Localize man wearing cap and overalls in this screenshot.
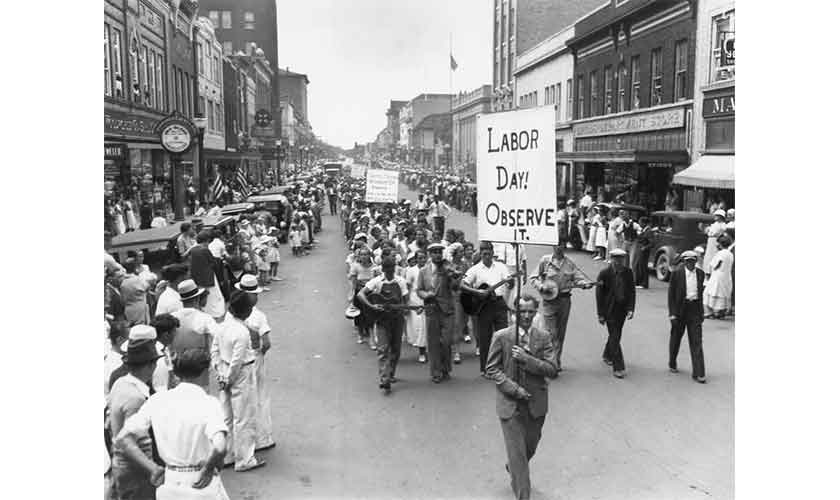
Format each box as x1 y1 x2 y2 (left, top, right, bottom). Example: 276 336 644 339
596 248 636 378
115 348 231 500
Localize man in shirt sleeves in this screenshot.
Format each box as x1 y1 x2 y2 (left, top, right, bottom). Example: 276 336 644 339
461 241 514 377
114 348 230 500
486 295 558 500
667 250 707 383
357 256 410 395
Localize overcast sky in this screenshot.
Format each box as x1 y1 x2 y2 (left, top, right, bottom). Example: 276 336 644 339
276 0 493 150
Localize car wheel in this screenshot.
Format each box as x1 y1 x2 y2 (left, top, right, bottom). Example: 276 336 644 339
655 252 671 282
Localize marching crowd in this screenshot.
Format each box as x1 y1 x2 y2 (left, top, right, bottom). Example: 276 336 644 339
102 177 331 499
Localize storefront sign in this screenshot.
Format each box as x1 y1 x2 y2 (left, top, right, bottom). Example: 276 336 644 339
105 110 159 139
573 107 685 138
364 168 399 203
476 106 557 245
703 93 735 118
104 143 127 160
155 112 196 154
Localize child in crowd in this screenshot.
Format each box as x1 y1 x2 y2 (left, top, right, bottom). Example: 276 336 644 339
266 228 281 281
290 223 303 257
255 247 272 288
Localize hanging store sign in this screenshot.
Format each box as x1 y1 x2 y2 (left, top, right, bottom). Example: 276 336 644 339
573 107 685 138
105 110 159 139
104 143 127 160
476 106 557 245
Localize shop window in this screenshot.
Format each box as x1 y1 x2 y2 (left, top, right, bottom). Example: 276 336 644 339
221 11 232 29
104 25 112 97
244 11 256 30
650 48 663 106
674 39 689 101
604 65 613 114
576 75 584 118
589 70 598 117
143 46 152 107
617 63 627 112
566 79 573 119
705 118 734 150
209 11 219 28
223 41 233 56
216 103 222 132
711 10 735 83
129 33 141 104
630 56 640 109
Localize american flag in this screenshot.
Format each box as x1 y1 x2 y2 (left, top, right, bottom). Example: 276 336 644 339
211 173 224 201
235 168 252 196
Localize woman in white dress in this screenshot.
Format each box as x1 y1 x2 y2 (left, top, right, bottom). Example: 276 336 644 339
703 234 734 319
607 209 626 256
584 206 597 253
703 210 727 274
124 199 138 231
404 250 428 363
113 200 127 235
593 207 608 260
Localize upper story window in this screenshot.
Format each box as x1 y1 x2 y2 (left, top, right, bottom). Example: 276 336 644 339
244 11 256 30
589 70 598 117
674 39 689 100
223 41 233 55
604 65 613 114
630 55 641 109
566 79 573 119
197 43 204 76
711 10 735 83
221 11 232 29
209 11 219 28
617 63 627 112
155 53 163 110
576 75 584 118
650 48 663 106
104 25 112 97
214 55 221 83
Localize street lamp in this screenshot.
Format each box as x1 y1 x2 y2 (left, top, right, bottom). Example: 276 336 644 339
193 115 208 204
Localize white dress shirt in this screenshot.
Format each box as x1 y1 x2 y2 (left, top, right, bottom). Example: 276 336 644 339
119 382 228 467
245 307 271 351
464 261 511 298
685 267 699 300
211 313 255 382
155 287 183 316
208 238 227 259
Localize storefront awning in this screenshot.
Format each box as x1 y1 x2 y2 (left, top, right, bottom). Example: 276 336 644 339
672 154 735 189
555 150 688 164
203 150 262 162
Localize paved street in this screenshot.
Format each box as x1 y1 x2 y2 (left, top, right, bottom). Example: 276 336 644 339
221 184 734 500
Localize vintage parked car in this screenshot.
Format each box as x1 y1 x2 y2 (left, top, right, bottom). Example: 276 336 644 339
647 210 716 281
220 202 256 219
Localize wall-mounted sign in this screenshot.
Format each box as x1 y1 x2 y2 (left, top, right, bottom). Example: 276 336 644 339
105 110 159 139
255 109 272 127
104 143 127 160
154 112 196 154
573 107 685 138
703 93 735 118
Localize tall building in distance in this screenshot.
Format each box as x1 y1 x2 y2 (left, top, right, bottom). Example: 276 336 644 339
276 68 310 126
198 0 278 67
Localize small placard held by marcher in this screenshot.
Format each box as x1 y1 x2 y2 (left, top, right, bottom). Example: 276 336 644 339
364 168 399 203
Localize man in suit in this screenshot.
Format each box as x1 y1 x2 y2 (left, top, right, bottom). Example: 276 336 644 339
190 229 226 320
486 294 558 500
667 250 706 383
596 248 636 378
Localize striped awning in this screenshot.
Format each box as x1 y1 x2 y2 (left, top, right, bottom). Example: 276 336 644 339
673 154 735 189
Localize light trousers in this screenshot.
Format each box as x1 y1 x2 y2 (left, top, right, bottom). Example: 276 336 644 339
219 363 257 468
254 353 274 449
157 469 230 500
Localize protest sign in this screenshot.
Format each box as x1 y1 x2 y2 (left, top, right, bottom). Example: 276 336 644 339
364 168 399 203
476 106 557 244
351 164 367 179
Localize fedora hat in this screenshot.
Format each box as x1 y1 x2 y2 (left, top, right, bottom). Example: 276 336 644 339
178 279 207 301
123 339 162 365
235 274 263 293
345 304 361 319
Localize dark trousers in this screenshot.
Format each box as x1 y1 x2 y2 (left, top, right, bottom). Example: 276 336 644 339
635 249 650 288
602 311 626 372
477 298 509 372
500 406 546 500
328 195 337 215
432 215 445 235
542 297 571 368
425 308 453 378
669 301 705 378
376 314 404 385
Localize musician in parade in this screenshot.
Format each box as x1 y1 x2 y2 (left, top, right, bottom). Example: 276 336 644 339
415 242 459 383
356 256 412 395
461 241 517 378
528 242 594 371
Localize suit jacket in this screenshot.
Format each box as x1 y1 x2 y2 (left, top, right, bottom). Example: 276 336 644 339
596 265 636 318
486 325 557 420
189 245 217 288
667 264 705 319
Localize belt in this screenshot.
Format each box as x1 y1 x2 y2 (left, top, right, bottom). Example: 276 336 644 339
556 292 571 298
685 298 700 303
166 464 203 472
